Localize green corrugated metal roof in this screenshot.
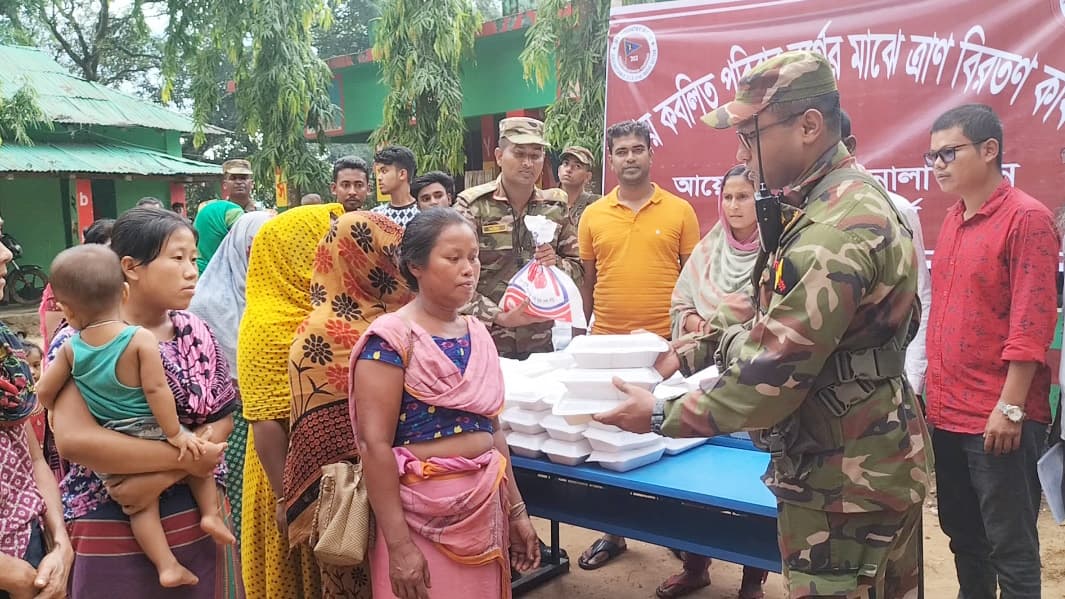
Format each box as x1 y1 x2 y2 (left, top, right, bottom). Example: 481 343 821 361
0 45 224 134
0 142 222 177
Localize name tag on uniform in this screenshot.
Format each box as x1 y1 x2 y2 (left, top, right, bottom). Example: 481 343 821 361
482 223 511 234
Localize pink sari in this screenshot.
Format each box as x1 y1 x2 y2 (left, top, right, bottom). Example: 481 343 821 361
349 313 510 599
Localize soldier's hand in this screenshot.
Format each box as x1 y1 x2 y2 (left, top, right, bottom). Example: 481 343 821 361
656 338 681 375
594 378 655 433
495 299 553 328
983 409 1022 455
533 243 558 268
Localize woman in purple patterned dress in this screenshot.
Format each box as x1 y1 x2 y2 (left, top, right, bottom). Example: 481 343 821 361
50 208 243 598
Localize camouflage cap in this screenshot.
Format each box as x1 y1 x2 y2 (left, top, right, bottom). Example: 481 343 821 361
222 158 253 176
499 117 549 147
560 145 595 167
701 50 837 129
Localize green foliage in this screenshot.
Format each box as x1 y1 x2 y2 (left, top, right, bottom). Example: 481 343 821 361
163 0 337 197
370 0 482 174
520 0 609 159
9 0 163 91
0 83 49 146
314 0 379 59
0 0 39 45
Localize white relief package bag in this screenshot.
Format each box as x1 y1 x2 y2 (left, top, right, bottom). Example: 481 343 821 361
500 215 587 328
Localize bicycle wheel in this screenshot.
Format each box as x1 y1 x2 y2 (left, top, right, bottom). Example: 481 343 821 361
10 266 47 305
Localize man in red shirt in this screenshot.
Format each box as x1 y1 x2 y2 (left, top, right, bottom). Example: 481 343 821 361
925 103 1058 599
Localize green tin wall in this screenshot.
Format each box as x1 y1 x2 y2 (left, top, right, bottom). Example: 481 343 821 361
460 29 556 117
38 125 179 154
0 178 67 271
116 179 171 213
333 29 557 138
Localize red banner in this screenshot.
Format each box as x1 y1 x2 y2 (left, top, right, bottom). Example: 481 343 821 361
169 182 187 217
74 179 94 242
605 0 1065 249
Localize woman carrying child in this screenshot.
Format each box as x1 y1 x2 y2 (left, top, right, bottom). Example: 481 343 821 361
37 244 235 588
49 207 243 598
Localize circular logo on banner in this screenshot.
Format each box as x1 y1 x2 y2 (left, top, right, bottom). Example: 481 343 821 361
610 24 659 83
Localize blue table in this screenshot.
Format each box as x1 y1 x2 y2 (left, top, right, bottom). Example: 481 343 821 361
511 441 782 574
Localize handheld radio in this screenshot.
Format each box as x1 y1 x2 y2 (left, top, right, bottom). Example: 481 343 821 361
752 114 785 255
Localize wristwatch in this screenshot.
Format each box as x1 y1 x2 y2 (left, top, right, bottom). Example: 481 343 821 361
996 401 1025 423
651 397 667 434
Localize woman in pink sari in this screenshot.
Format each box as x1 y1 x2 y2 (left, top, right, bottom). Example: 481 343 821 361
350 207 540 599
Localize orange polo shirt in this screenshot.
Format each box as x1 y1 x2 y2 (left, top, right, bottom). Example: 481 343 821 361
578 184 699 337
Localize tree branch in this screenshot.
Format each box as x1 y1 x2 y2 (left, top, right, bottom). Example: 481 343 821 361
58 0 92 63
37 3 89 75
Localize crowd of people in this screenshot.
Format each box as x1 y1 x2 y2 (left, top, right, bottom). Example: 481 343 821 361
0 47 1060 599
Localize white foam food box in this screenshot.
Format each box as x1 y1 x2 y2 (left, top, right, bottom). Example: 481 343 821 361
582 427 662 453
540 414 589 442
565 333 670 369
504 374 553 412
586 421 621 433
662 437 708 455
542 438 593 466
590 440 667 472
500 407 547 435
654 364 721 399
525 351 576 371
556 367 662 400
506 431 550 458
551 395 620 425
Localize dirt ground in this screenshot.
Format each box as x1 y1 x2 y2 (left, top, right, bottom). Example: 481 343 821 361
525 500 1065 598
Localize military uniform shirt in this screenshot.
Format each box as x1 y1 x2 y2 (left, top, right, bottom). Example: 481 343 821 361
568 190 601 230
662 143 932 514
455 177 582 358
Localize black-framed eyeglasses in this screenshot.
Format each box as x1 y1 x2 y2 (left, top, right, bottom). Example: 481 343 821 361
922 139 990 167
736 113 802 150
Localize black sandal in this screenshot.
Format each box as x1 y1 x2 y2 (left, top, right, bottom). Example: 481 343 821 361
577 537 627 570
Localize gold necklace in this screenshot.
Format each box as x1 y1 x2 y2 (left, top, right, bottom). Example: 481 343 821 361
82 319 124 330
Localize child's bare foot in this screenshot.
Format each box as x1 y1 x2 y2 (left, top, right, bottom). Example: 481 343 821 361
201 514 236 545
158 562 199 587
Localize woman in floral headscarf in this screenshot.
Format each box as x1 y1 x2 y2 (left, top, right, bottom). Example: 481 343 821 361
284 211 412 597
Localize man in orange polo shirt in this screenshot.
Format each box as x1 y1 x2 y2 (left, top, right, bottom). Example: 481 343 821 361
577 120 699 337
576 119 699 569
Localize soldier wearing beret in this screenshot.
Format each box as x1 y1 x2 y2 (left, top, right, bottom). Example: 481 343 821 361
599 51 932 598
454 117 583 358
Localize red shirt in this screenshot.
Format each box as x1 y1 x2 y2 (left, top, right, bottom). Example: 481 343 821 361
925 179 1059 433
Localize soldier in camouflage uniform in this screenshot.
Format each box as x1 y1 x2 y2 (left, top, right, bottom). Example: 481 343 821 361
598 51 932 598
557 145 601 229
454 117 582 358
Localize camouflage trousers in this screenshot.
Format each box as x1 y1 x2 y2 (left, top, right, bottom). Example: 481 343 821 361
778 502 921 598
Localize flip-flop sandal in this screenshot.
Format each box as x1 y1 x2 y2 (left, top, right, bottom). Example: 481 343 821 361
655 572 711 598
577 538 627 570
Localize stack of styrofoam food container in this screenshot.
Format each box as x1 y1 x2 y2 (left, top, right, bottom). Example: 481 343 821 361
503 371 554 458
540 414 593 465
549 333 669 472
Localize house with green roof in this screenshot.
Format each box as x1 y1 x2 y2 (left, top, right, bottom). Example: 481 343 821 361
0 44 224 280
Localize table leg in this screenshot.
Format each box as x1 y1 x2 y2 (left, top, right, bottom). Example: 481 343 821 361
551 520 561 565
511 519 571 596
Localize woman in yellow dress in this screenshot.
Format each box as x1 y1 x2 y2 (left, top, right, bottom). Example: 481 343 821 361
238 203 344 598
